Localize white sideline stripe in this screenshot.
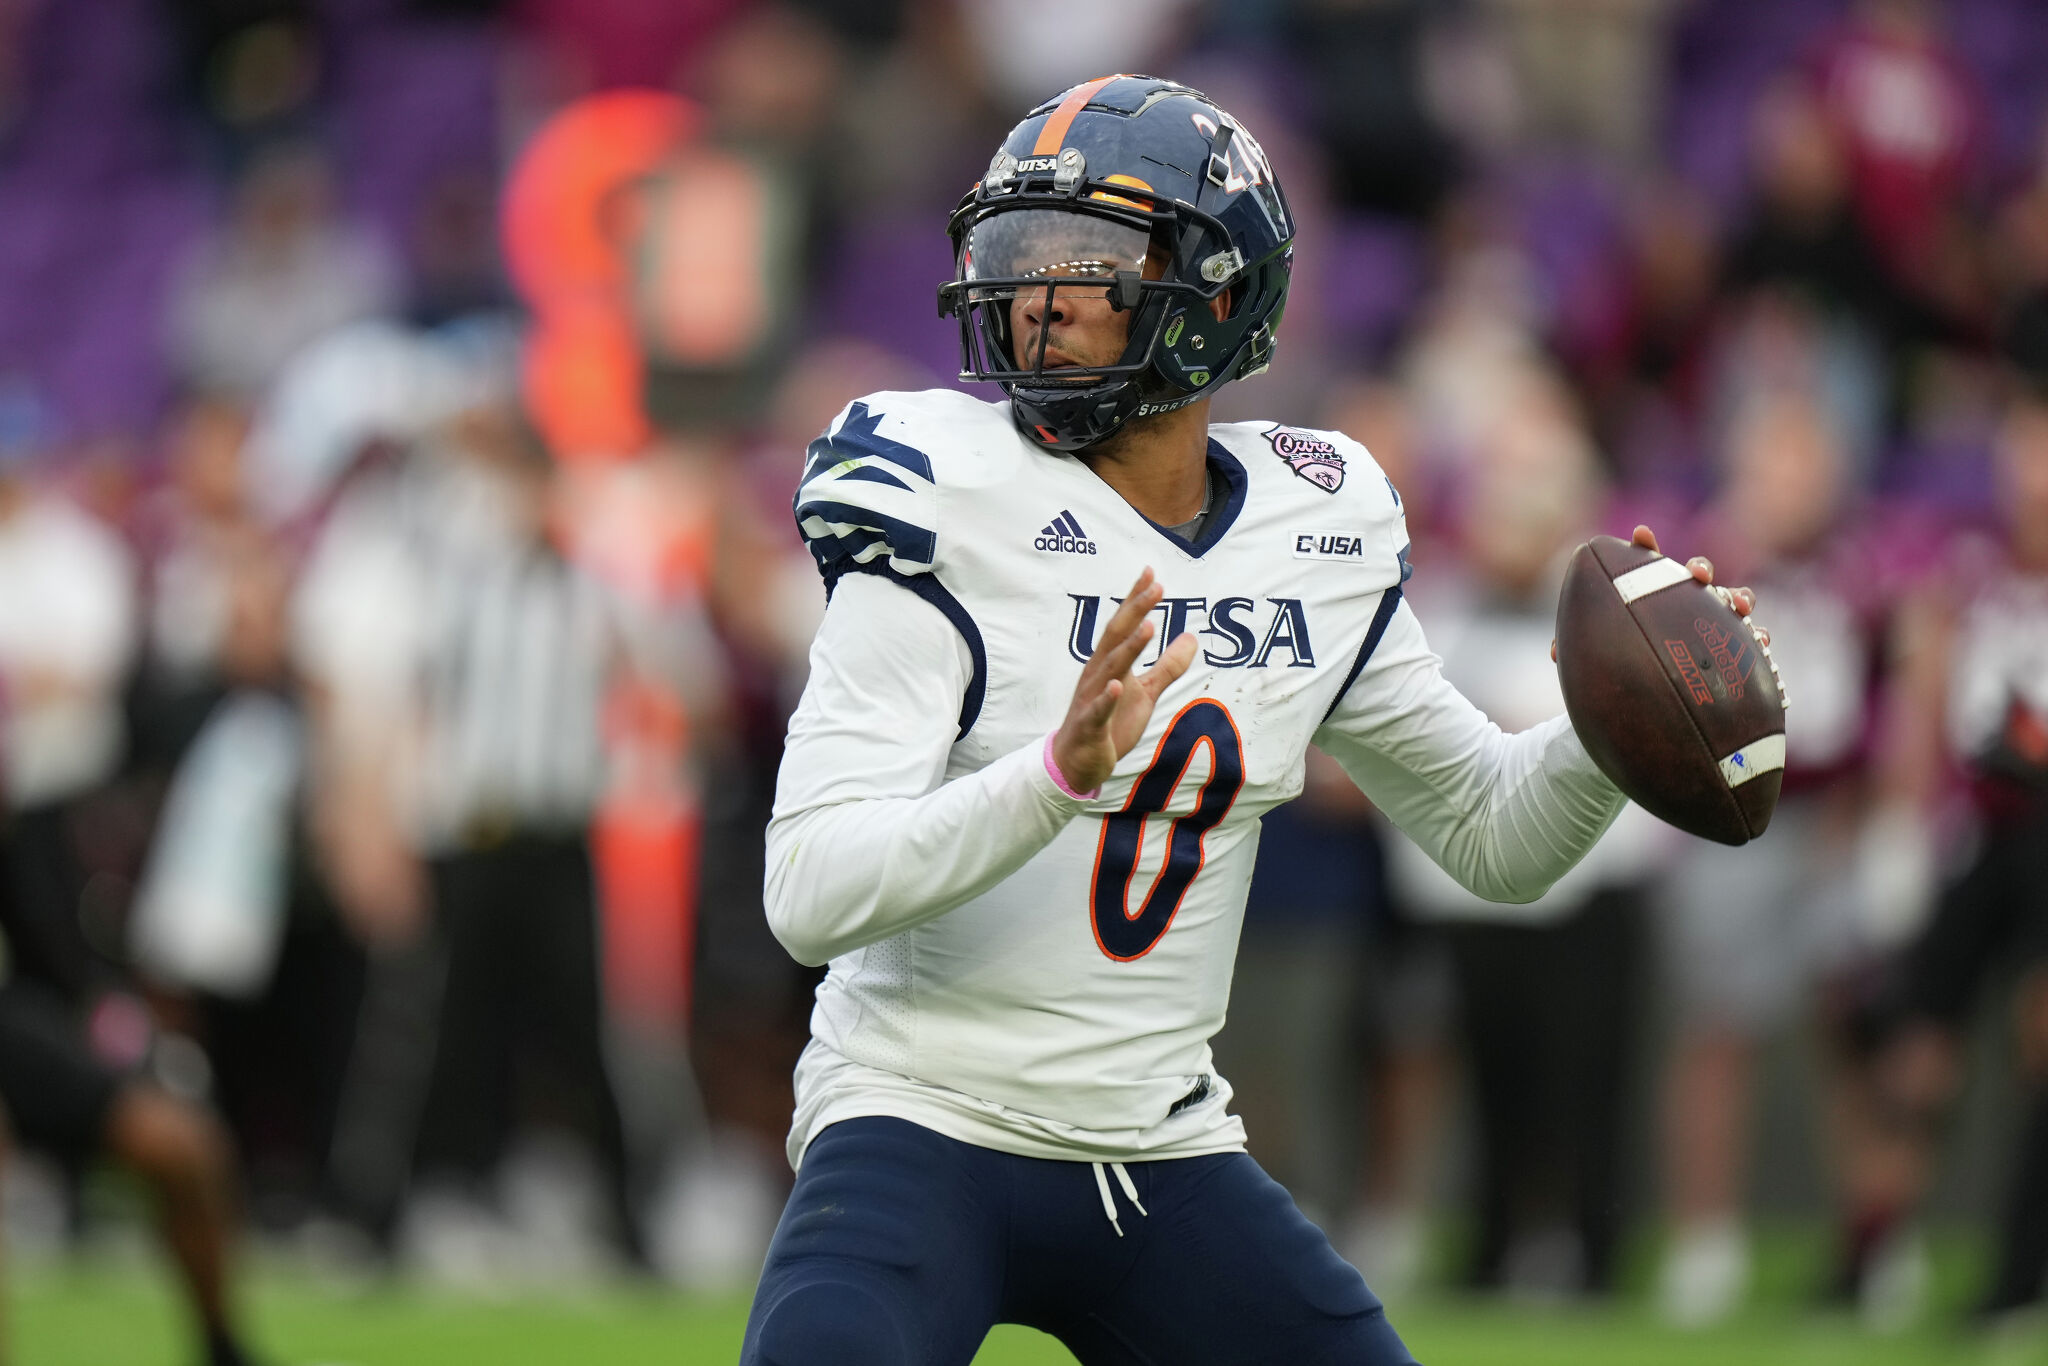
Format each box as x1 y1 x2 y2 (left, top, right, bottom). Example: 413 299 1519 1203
1718 734 1786 789
1611 556 1694 604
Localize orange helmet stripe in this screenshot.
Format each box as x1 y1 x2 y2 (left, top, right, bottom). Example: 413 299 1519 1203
1089 173 1154 210
1032 74 1121 156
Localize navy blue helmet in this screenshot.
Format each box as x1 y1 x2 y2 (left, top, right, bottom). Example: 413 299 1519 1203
939 75 1295 453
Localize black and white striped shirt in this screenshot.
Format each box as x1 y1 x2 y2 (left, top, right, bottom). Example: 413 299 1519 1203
294 454 678 855
417 540 617 846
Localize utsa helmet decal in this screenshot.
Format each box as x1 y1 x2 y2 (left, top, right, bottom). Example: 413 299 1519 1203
938 75 1295 453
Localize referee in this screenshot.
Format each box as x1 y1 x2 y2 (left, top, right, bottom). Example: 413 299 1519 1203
402 408 648 1266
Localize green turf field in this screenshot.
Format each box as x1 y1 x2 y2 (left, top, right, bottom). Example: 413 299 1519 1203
15 1229 2048 1365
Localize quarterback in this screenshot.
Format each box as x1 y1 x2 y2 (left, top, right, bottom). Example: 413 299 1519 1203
747 75 1746 1364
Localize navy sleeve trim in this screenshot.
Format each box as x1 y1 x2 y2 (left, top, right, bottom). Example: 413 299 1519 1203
796 498 940 575
793 399 942 582
834 464 913 492
1320 586 1403 724
833 562 988 742
801 401 935 482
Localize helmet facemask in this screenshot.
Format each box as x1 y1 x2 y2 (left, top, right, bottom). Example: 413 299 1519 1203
942 204 1232 451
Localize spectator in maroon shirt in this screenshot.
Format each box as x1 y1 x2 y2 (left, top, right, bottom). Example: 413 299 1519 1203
1806 0 1989 303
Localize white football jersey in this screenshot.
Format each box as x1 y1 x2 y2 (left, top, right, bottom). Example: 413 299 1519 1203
769 389 1624 1167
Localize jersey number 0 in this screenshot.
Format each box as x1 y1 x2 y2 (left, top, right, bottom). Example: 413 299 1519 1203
1090 699 1246 961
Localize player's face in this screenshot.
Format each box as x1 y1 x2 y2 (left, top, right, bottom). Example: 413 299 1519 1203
963 209 1156 378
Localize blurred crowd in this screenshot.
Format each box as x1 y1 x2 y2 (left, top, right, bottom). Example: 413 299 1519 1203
0 0 2047 1350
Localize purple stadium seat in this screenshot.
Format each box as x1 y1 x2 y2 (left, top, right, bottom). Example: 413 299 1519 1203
329 23 499 258
816 215 967 390
1320 214 1425 362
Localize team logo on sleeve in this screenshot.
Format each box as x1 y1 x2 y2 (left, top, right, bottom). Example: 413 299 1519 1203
1035 510 1097 555
1266 426 1346 493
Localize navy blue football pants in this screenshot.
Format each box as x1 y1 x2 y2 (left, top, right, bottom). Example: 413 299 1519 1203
741 1117 1421 1365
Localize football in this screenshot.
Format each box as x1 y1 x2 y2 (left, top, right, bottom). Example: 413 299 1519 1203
1555 534 1787 846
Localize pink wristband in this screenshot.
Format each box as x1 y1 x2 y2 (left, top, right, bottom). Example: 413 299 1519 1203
1043 732 1100 800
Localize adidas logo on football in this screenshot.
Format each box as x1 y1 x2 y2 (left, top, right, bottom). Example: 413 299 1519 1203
1034 510 1097 555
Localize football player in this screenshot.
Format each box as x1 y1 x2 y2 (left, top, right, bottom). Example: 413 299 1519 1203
748 75 1754 1364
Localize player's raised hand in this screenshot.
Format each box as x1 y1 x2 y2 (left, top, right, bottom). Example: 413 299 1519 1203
1052 567 1200 794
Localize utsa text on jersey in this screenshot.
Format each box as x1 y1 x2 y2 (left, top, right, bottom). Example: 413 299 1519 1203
1066 592 1315 669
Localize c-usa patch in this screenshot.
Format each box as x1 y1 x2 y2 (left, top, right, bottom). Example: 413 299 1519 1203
1292 531 1366 561
1266 426 1345 493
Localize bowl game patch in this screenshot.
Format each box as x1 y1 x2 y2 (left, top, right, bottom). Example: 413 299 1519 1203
1266 426 1345 492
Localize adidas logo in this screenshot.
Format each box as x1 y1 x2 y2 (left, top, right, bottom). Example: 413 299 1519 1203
1034 510 1097 555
